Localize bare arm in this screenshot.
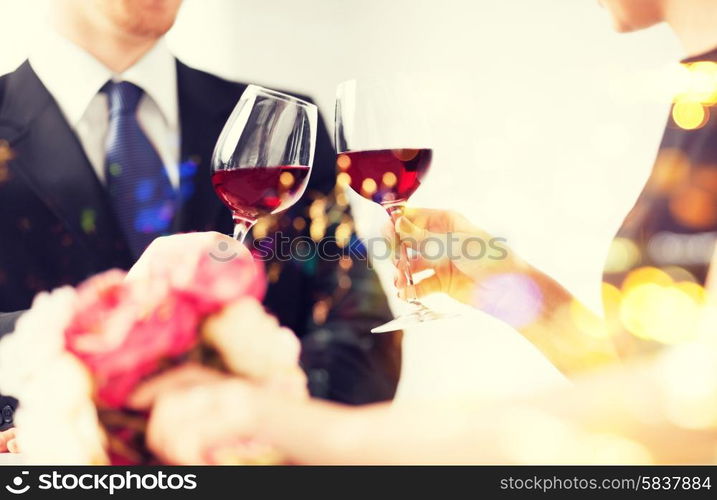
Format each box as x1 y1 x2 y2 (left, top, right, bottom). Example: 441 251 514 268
508 264 619 374
145 341 716 464
254 349 714 464
392 209 619 375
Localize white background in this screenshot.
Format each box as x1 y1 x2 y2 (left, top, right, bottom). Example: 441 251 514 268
0 0 682 401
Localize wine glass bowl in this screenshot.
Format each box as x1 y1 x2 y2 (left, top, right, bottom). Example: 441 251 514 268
336 148 432 207
211 85 317 242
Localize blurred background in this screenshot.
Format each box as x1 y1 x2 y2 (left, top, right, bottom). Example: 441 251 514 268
0 0 683 400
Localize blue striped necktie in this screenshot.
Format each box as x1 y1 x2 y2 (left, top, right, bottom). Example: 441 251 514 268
103 81 176 258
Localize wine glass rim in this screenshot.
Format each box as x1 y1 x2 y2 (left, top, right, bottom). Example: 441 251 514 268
246 84 315 108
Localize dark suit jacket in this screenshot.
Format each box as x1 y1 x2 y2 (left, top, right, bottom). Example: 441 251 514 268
0 60 400 421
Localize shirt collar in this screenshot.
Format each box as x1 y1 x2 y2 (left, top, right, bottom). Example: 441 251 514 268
29 31 177 129
29 30 111 127
121 39 178 129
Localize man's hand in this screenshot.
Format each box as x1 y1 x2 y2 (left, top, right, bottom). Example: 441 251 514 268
127 231 250 283
0 428 18 453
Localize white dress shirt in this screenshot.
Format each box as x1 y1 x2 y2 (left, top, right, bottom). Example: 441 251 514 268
29 31 181 188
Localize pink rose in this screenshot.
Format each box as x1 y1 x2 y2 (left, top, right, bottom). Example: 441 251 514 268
64 232 267 408
65 271 200 408
185 246 266 315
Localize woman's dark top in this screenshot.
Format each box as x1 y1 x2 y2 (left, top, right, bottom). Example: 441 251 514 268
602 47 717 352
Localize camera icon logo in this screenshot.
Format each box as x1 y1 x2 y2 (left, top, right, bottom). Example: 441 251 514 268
5 471 30 495
209 240 239 262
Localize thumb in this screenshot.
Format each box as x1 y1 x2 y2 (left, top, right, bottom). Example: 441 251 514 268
395 216 431 243
395 216 448 260
7 438 19 453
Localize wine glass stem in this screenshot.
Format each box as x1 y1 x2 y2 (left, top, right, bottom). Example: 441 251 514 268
232 216 256 244
386 205 419 304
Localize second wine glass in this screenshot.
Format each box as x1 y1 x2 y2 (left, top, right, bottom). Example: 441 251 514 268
335 78 451 333
211 85 318 243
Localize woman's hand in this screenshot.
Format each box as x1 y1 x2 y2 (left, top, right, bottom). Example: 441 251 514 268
131 366 270 465
0 428 18 453
131 364 303 465
388 208 524 304
388 208 620 373
145 378 271 465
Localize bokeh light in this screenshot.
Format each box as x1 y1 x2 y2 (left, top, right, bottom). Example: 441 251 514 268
473 273 543 329
618 267 704 344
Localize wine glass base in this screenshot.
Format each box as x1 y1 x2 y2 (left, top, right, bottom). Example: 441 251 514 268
371 302 457 334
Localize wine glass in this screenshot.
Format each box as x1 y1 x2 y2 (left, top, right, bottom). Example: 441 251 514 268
335 78 451 333
211 85 318 243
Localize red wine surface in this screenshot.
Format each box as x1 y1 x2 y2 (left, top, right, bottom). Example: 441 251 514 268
337 148 432 205
212 165 310 220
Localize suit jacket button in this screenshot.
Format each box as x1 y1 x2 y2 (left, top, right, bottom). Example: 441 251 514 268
1 405 13 424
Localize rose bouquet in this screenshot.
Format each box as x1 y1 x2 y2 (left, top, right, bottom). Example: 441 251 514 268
0 233 305 464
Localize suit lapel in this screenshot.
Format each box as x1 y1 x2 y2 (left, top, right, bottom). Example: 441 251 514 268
0 62 132 270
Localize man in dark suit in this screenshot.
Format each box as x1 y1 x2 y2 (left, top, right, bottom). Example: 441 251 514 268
0 0 400 439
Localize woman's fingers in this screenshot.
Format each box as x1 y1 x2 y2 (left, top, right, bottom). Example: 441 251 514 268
128 364 226 410
397 274 444 300
395 218 452 264
407 254 436 273
395 216 431 247
401 207 477 234
394 268 406 289
394 217 460 275
7 438 19 453
400 207 448 230
393 257 438 290
0 428 15 453
146 380 262 465
395 266 475 303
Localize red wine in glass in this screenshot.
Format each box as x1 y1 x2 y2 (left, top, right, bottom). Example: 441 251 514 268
212 165 311 221
337 148 431 206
